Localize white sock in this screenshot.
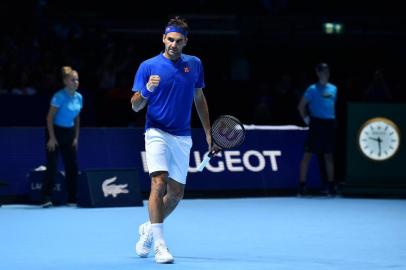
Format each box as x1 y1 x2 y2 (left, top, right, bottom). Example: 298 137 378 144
151 223 166 247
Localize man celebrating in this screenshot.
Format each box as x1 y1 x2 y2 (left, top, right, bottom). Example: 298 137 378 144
130 16 211 263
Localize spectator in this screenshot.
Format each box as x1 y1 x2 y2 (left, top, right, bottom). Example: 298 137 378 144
0 72 9 95
271 74 302 125
253 81 273 124
10 67 37 95
363 68 392 102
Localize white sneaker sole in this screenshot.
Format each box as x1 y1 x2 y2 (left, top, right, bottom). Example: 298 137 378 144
135 247 149 258
155 257 174 264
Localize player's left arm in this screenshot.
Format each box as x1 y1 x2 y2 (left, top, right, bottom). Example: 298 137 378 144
194 88 211 147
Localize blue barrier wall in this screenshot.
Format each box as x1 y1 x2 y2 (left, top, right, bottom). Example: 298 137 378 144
0 127 321 197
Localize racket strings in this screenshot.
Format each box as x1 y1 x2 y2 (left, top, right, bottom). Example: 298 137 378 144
212 116 245 149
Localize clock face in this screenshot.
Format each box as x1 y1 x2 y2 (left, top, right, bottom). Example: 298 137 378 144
358 117 400 161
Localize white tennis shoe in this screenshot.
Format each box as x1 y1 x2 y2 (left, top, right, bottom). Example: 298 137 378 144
135 222 153 257
154 243 174 264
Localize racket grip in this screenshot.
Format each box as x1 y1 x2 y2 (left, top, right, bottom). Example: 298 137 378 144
197 154 211 172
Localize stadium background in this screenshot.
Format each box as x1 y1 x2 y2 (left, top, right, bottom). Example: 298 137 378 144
1 0 405 199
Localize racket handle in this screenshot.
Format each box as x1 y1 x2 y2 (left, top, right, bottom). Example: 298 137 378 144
197 154 211 172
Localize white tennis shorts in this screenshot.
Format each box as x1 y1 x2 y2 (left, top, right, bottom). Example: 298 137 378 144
145 128 193 184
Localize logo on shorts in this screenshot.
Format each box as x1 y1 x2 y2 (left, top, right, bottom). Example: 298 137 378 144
102 176 129 198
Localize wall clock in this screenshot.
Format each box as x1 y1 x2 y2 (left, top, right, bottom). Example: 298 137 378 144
358 117 400 161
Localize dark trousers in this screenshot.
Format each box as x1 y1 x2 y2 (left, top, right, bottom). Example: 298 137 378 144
42 125 78 202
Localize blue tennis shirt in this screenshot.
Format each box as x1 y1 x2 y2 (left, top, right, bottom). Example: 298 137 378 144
132 53 205 136
51 89 83 127
304 82 337 119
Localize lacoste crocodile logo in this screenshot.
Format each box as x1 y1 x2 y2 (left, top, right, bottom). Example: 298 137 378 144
102 176 129 198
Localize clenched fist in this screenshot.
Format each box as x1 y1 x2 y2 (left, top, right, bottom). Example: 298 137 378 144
146 75 160 92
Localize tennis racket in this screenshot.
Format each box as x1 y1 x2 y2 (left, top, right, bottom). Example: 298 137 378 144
197 115 246 171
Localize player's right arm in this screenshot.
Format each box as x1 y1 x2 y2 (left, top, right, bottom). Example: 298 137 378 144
130 92 147 112
131 75 160 112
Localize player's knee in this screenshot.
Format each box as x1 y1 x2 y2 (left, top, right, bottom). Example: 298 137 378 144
151 177 167 197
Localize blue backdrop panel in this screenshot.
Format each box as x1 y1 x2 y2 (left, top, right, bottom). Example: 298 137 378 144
0 128 143 196
0 128 47 196
78 169 143 207
0 127 321 198
185 128 320 191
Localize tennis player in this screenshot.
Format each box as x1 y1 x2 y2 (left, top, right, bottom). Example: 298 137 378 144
130 16 211 263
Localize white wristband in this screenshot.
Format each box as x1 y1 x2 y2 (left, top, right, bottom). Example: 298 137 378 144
146 83 153 92
140 87 152 99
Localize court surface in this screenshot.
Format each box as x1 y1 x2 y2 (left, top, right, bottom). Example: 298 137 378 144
1 197 405 270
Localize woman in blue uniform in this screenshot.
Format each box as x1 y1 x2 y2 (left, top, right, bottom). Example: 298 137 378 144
41 66 83 207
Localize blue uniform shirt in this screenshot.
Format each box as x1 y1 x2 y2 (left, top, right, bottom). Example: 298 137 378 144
132 53 205 136
51 89 83 127
304 83 337 119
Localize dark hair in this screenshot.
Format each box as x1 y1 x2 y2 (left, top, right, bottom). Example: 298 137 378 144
167 16 189 33
316 63 329 71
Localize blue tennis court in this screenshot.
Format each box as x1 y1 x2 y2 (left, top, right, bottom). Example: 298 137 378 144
1 197 405 270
